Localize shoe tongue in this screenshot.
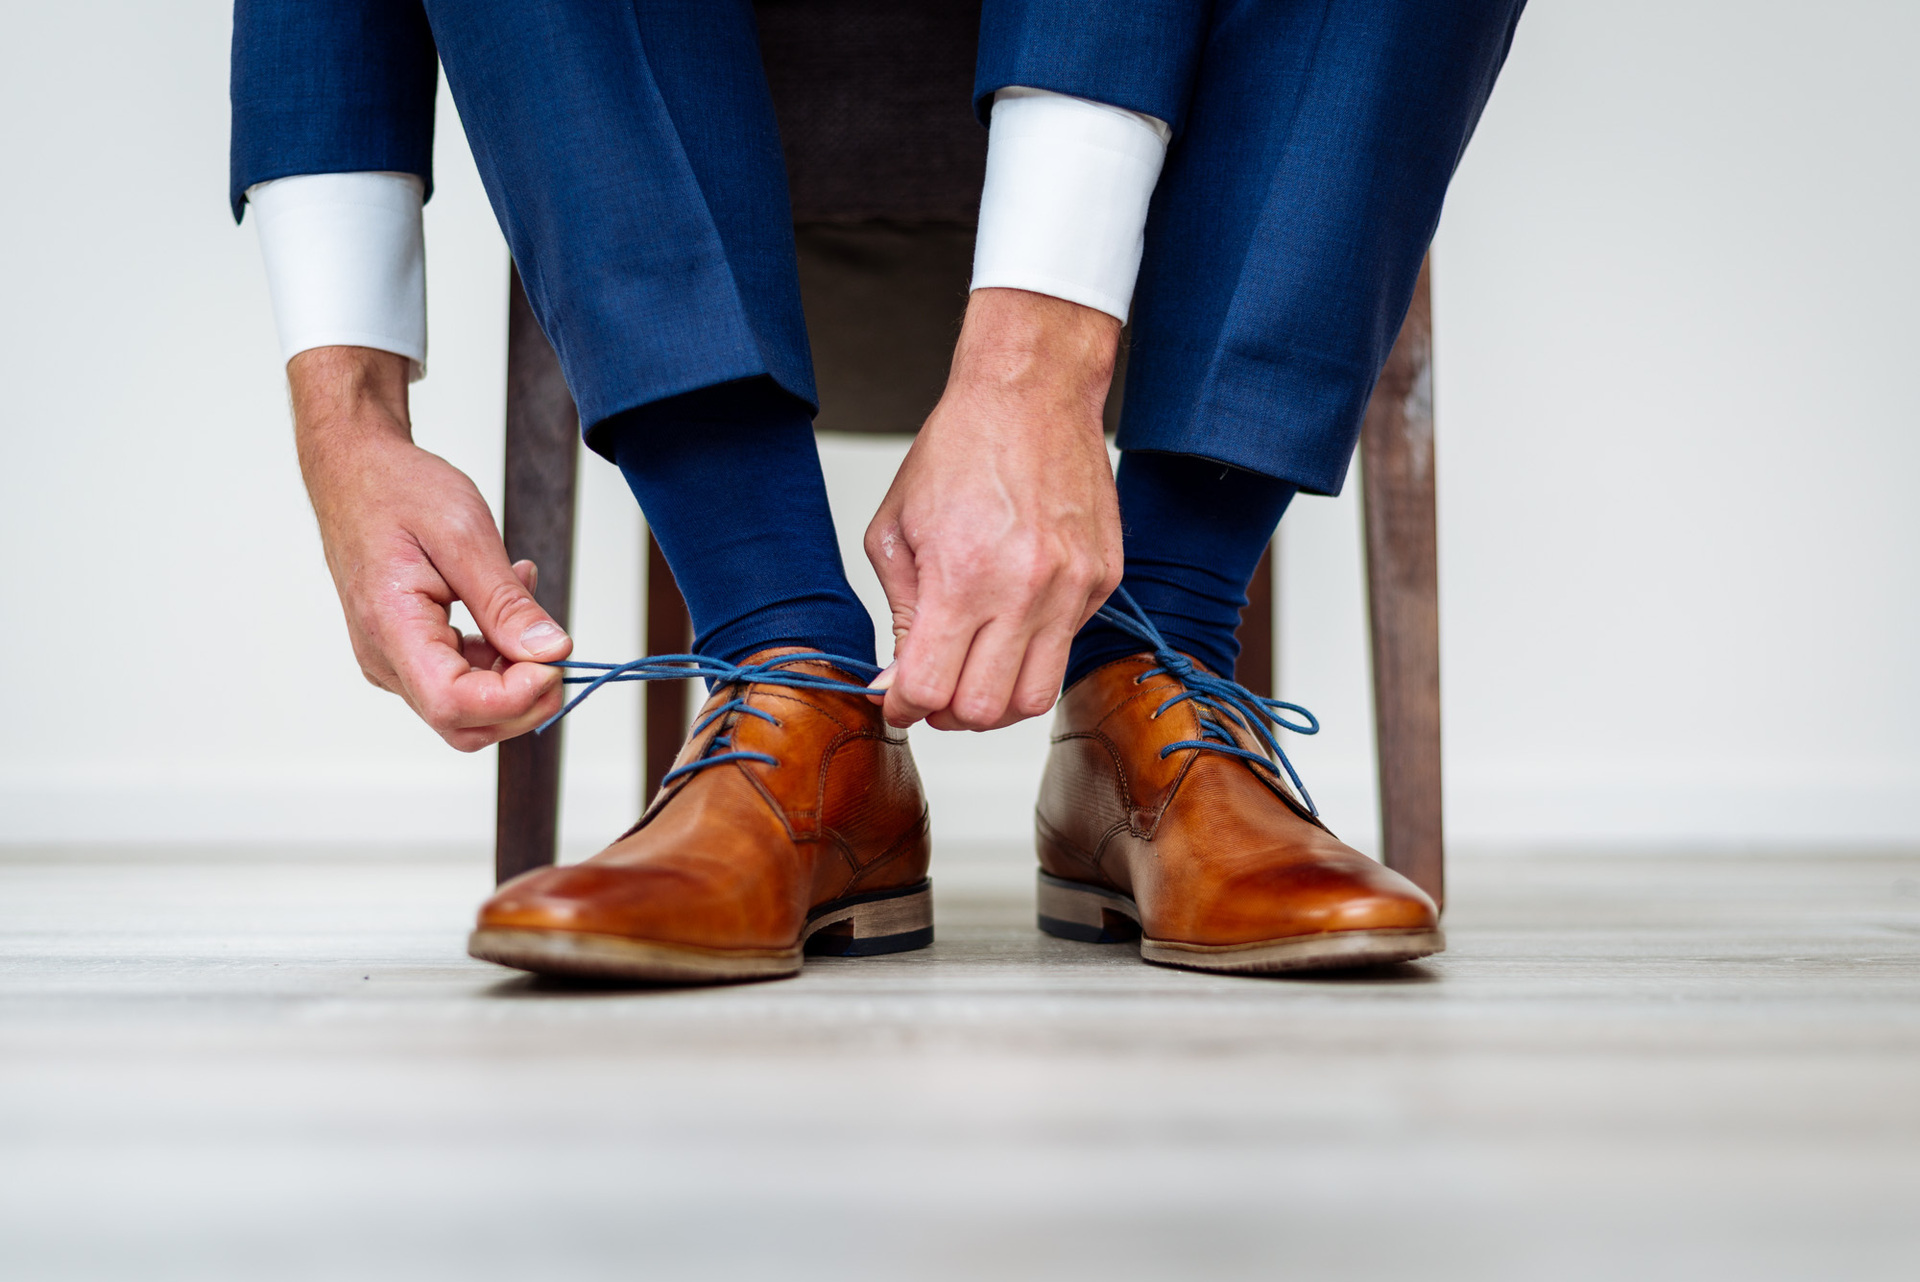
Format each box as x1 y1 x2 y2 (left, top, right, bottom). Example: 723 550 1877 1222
740 645 832 665
735 646 875 689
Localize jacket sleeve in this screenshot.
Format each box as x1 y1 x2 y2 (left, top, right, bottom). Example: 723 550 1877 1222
974 0 1212 137
229 0 439 222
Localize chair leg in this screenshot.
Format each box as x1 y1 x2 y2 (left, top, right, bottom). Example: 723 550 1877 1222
642 532 693 803
494 265 580 886
1360 255 1445 908
1235 543 1276 700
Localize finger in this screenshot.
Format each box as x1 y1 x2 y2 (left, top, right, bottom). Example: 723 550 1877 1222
939 616 1033 731
865 663 895 706
376 590 564 739
435 534 570 664
511 559 539 595
460 632 506 673
1004 621 1076 723
421 659 566 744
884 590 981 728
346 631 406 697
438 678 568 752
863 514 919 666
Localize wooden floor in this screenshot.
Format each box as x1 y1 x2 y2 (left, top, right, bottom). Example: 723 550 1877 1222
2 845 1917 1281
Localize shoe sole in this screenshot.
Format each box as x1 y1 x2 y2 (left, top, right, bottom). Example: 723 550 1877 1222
1035 871 1443 974
467 879 934 984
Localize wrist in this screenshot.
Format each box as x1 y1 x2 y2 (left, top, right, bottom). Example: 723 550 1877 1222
288 346 415 476
289 346 413 440
950 288 1121 426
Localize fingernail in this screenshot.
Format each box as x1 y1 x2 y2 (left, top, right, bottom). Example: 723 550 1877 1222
868 664 896 691
521 621 566 653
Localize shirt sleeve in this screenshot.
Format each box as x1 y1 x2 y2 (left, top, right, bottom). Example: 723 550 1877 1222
969 86 1171 324
245 171 429 381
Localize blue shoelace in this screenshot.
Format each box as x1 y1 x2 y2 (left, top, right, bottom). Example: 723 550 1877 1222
535 588 1318 806
538 651 882 787
1091 587 1322 815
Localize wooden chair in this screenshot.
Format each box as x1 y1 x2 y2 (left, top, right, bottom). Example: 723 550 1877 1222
492 1 1446 907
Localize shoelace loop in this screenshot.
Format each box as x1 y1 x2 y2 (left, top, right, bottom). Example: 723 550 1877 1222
535 590 1318 808
1092 587 1322 815
538 651 881 787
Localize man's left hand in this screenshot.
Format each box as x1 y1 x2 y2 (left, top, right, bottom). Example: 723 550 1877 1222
864 288 1125 731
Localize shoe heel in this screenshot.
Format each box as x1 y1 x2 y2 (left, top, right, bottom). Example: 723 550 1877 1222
1036 872 1141 944
803 880 934 957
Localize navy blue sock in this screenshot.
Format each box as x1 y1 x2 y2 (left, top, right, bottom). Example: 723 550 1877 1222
598 380 876 668
1066 451 1297 689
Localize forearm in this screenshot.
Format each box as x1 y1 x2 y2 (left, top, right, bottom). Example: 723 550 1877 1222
287 346 414 513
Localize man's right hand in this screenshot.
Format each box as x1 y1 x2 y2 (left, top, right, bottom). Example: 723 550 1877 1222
289 346 572 751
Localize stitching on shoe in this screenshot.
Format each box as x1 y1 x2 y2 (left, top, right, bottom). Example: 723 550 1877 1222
846 806 931 891
1035 811 1106 881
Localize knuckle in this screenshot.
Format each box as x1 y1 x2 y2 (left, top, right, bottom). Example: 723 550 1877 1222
418 695 462 733
954 695 1001 726
897 679 944 712
1003 542 1047 578
477 577 534 628
1016 691 1057 719
436 504 491 545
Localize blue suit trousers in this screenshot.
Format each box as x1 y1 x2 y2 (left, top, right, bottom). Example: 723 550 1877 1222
232 0 1523 492
976 0 1525 492
232 0 813 436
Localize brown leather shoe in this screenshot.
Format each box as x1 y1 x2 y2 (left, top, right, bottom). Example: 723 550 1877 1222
469 650 932 983
1034 653 1442 973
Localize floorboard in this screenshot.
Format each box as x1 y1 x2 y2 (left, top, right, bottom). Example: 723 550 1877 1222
2 846 1917 1281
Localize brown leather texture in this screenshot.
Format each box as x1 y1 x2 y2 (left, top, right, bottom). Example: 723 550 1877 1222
479 651 930 952
1035 655 1438 946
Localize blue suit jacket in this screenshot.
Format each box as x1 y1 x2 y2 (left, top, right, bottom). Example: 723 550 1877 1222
232 0 1523 491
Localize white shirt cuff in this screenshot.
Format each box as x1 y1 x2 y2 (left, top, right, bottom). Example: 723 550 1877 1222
246 171 428 381
970 87 1171 324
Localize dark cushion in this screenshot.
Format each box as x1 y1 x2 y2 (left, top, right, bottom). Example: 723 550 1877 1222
757 2 987 431
755 0 985 224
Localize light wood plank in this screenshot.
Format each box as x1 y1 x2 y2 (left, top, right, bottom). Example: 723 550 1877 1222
0 846 1915 1280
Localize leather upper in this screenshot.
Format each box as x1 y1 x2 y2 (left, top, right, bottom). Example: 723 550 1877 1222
479 652 930 951
1035 654 1437 945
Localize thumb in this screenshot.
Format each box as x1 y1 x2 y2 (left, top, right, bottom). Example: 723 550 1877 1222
863 513 920 661
441 545 571 664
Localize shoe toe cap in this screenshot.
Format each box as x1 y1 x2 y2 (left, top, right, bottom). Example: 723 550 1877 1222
477 862 780 948
1159 850 1438 945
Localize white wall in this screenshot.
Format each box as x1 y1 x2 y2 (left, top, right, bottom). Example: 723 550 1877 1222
2 1 1915 852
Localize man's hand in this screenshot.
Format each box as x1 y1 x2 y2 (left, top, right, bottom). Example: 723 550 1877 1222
289 346 571 751
865 288 1124 731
